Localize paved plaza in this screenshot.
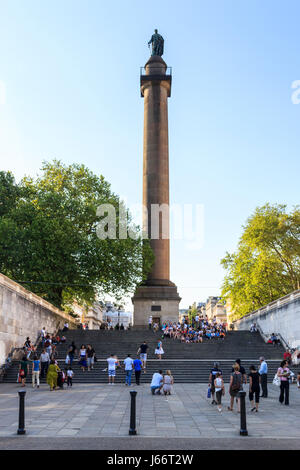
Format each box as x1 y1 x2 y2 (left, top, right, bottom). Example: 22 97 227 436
0 380 300 449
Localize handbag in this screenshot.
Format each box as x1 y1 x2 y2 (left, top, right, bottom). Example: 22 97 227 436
19 369 25 377
273 374 280 386
207 386 211 398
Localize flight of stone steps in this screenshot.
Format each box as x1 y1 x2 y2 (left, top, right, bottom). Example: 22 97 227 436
3 329 285 384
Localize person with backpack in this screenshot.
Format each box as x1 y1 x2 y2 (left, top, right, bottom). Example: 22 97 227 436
228 364 242 412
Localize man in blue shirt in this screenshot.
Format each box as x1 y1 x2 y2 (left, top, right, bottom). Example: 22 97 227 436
133 357 143 385
259 356 268 397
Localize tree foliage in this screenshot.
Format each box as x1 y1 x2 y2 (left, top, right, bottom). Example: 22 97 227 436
221 204 300 320
0 161 154 309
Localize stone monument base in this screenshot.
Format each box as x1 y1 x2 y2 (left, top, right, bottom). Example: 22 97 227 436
132 284 181 327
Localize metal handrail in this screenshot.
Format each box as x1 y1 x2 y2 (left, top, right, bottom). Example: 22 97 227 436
255 322 290 350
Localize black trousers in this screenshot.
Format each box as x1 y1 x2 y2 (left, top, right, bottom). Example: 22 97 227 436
249 388 260 403
40 361 49 378
135 370 141 385
260 374 268 397
279 381 289 405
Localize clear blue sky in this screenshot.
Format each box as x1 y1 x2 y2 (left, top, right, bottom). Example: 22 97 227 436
0 0 299 310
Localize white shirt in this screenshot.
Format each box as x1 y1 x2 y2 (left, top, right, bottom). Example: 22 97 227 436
151 373 163 387
107 357 118 370
40 352 49 362
124 357 134 371
215 377 223 392
67 370 73 377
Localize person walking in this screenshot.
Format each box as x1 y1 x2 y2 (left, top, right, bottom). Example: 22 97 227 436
209 362 223 405
87 344 95 371
46 360 59 391
259 356 268 398
32 354 40 389
148 316 153 330
138 341 149 372
19 356 29 387
106 354 119 385
124 354 134 386
214 372 225 412
41 327 46 346
163 370 174 396
234 359 247 386
248 365 260 412
67 367 74 387
44 335 52 357
228 364 242 412
155 340 164 360
68 342 77 366
40 349 50 379
277 360 290 405
78 344 87 372
133 356 143 385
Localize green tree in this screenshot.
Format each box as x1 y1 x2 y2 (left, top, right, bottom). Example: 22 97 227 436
188 302 198 323
0 161 154 308
221 204 300 320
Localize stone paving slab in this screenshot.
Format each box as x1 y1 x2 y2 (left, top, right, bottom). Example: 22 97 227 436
0 382 299 439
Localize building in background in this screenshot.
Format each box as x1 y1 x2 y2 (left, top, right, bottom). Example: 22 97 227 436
102 302 133 329
71 301 103 329
205 296 227 323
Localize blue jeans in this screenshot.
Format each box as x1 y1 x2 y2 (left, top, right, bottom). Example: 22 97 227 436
125 370 132 385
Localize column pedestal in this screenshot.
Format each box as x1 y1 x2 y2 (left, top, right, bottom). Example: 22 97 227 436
132 284 181 327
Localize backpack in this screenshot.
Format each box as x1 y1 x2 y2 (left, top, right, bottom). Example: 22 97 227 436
231 373 242 391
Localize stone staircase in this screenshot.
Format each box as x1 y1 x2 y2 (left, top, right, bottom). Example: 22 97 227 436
3 329 284 384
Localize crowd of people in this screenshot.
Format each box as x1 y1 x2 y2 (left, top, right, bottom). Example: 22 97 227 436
18 324 75 391
16 320 300 413
207 357 300 413
161 317 227 343
105 352 174 396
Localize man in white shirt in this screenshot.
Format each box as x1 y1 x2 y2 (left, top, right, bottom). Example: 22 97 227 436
107 354 119 385
40 349 50 378
148 316 153 330
150 370 163 395
123 354 134 386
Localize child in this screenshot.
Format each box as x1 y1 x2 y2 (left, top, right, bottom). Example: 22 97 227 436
67 367 74 387
214 372 225 412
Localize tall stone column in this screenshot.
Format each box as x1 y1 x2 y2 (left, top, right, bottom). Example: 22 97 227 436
132 55 181 327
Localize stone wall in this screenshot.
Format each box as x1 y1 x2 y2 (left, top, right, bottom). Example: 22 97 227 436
0 273 76 366
233 290 300 349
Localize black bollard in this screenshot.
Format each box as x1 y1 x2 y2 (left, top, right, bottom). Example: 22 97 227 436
129 390 137 435
238 391 248 436
17 390 26 435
